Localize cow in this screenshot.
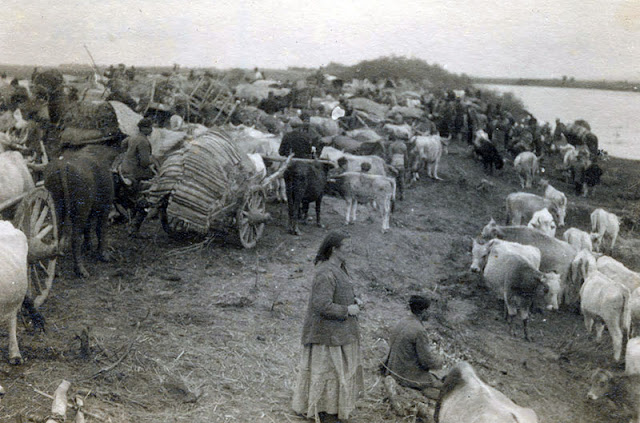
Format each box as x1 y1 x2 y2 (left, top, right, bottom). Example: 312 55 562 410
568 249 598 301
472 137 504 174
409 135 449 181
470 238 541 273
319 146 389 176
481 219 578 307
591 208 620 253
0 151 35 218
283 161 330 235
580 266 631 361
538 179 567 227
505 192 565 228
435 361 539 423
328 171 396 233
562 227 593 252
514 151 540 188
528 208 556 237
630 289 640 338
383 123 413 141
596 256 640 293
470 238 559 340
0 221 33 364
44 144 122 277
235 135 287 202
587 369 640 422
627 337 640 375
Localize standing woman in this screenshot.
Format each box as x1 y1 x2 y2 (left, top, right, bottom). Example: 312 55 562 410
292 231 364 423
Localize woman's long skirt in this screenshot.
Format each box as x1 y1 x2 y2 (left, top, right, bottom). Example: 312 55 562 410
292 341 364 420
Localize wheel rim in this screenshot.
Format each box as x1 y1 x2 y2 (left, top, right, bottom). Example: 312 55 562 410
13 187 58 308
237 189 266 248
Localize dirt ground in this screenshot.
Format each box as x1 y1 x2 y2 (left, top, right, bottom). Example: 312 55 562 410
1 140 640 423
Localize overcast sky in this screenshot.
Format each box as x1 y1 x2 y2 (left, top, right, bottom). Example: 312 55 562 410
2 0 639 80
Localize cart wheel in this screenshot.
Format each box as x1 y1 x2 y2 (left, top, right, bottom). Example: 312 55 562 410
236 189 266 248
13 187 58 308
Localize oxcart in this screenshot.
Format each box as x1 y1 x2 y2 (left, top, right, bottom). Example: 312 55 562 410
0 182 58 308
147 128 290 248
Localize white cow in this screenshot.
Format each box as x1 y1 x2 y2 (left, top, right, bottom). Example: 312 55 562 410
471 238 541 273
539 179 567 227
630 290 640 339
435 361 539 423
409 135 449 181
580 264 631 361
569 249 598 297
514 151 540 188
0 151 35 209
626 337 640 375
528 208 557 237
383 123 413 141
505 192 565 227
0 221 29 365
320 146 388 176
596 256 640 293
330 172 396 232
562 227 593 252
591 208 620 253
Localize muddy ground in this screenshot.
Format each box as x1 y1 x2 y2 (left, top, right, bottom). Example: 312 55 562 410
1 140 640 423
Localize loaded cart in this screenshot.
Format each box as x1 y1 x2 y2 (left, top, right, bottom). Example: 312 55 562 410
147 128 290 248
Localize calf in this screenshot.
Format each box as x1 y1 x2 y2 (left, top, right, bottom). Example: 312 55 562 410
283 161 330 235
562 227 593 252
591 208 620 253
435 361 539 423
528 208 556 238
514 151 540 188
539 178 567 226
587 369 640 423
473 138 504 174
506 192 563 227
580 268 631 361
409 135 449 181
329 171 396 233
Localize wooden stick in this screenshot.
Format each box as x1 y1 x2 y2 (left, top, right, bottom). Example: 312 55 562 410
46 380 70 423
32 387 106 422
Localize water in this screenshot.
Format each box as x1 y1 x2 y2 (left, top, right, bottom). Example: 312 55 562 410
477 84 640 160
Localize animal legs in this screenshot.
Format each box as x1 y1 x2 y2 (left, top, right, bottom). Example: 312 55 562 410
8 311 22 365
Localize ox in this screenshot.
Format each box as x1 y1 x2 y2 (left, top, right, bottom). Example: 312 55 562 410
44 144 121 277
588 368 640 423
0 152 35 218
506 192 564 227
528 208 556 238
591 208 620 253
470 238 559 340
539 179 567 227
283 161 331 235
473 137 504 174
481 219 578 307
235 134 287 202
383 123 413 141
329 171 396 233
514 151 540 188
319 146 389 176
626 337 640 375
562 227 593 252
580 263 631 361
435 361 539 423
409 135 449 181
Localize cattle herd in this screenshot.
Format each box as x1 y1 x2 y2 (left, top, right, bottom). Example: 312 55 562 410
0 66 635 421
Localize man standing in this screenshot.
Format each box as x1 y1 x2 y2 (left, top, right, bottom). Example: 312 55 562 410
279 114 320 159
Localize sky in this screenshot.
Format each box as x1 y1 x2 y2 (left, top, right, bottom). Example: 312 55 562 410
1 0 639 80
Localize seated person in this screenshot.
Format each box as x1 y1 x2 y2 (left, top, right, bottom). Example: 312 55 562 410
384 295 444 399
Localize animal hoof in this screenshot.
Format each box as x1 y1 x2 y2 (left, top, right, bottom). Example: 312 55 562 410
9 356 23 365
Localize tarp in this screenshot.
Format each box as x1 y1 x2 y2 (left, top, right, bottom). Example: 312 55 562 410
109 101 143 136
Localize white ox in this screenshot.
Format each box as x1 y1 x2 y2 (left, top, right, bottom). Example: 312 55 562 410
591 208 620 253
562 227 593 252
528 208 557 238
0 221 29 365
596 256 640 293
319 146 388 176
514 151 540 188
0 151 35 211
470 238 560 339
330 172 396 233
580 261 631 361
435 361 539 423
409 135 449 181
539 179 567 227
626 337 640 375
505 192 565 227
383 123 413 141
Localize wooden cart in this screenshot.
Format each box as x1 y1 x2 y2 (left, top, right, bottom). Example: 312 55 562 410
0 183 58 308
147 128 290 248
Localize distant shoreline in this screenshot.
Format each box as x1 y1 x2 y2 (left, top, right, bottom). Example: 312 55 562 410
473 78 640 93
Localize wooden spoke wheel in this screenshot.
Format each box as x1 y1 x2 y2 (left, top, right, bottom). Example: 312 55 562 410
236 188 267 249
13 187 58 308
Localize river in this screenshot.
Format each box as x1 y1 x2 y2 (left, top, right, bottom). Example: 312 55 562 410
477 84 640 160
